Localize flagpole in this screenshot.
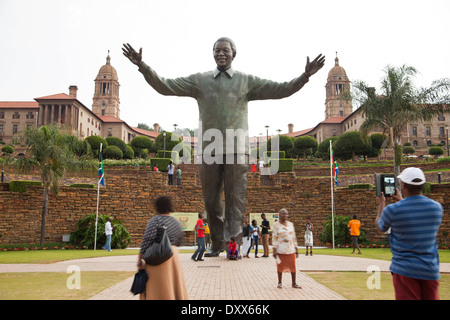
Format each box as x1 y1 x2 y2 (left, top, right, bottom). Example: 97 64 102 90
330 140 335 250
94 143 102 251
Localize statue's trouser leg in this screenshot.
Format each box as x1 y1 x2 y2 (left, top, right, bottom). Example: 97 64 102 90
223 154 248 245
200 161 225 252
200 154 248 252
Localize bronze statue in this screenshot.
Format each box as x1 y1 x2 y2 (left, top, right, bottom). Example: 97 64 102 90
123 38 325 256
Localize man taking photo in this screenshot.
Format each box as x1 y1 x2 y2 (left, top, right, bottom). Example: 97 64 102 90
376 167 443 300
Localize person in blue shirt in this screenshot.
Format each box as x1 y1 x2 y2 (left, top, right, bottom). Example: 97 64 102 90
376 167 443 300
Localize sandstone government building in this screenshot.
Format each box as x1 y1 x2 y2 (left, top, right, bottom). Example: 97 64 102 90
1 54 449 153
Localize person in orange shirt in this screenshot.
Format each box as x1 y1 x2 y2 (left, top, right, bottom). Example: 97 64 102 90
348 215 362 254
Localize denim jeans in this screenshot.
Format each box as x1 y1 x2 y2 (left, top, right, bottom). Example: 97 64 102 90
247 237 259 256
103 234 112 251
192 236 206 260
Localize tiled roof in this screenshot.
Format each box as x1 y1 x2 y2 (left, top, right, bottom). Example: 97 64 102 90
0 101 39 109
34 93 76 100
130 126 159 138
98 115 124 123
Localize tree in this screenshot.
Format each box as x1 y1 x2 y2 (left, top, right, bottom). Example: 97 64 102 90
266 135 294 157
106 137 127 155
370 133 386 162
315 136 338 160
429 146 444 158
352 65 450 187
155 132 183 154
293 136 317 159
16 124 95 245
85 135 108 157
333 131 366 162
130 135 153 158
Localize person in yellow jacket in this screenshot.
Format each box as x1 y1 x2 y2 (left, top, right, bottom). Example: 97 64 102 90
348 215 362 254
204 220 211 250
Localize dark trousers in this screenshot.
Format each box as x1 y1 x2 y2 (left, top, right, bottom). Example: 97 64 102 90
192 236 206 260
200 154 248 252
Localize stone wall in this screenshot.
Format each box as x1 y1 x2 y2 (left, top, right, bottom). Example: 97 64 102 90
0 166 448 247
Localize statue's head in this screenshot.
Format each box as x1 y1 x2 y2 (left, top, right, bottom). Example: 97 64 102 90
213 37 236 70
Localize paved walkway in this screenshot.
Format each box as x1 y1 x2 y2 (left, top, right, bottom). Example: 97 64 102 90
4 249 449 300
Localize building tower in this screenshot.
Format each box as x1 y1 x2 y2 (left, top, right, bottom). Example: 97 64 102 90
92 52 120 118
324 54 352 120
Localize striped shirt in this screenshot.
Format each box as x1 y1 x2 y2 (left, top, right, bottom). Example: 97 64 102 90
378 195 443 280
140 215 183 254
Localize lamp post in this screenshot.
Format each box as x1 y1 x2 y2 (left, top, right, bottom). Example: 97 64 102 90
173 123 178 133
163 131 166 158
265 125 269 144
446 124 449 157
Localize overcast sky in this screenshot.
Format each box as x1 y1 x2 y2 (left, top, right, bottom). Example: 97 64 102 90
1 0 449 137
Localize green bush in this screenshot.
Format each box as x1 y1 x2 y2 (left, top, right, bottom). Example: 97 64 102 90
1 145 14 154
68 183 95 189
348 183 374 190
70 213 131 249
9 180 42 192
157 150 179 163
402 146 415 155
429 146 444 156
436 156 450 163
319 215 366 245
103 145 123 160
123 145 135 159
150 158 173 172
85 136 108 156
268 158 293 173
263 151 285 163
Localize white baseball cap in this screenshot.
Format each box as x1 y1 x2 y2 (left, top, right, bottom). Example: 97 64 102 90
397 167 426 185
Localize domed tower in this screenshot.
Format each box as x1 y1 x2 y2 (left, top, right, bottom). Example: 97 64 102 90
92 52 120 118
324 54 352 120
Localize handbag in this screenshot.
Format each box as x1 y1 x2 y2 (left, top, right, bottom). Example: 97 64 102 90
142 225 173 266
130 268 148 295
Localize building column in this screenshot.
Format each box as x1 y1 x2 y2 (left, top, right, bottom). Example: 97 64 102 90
58 104 62 124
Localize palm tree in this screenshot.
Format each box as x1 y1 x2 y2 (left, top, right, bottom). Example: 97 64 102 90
351 65 450 187
16 124 95 245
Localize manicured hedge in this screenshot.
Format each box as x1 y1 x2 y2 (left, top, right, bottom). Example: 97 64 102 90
268 158 293 173
156 150 179 163
9 180 42 192
348 183 374 190
263 151 285 163
150 158 173 172
69 183 95 189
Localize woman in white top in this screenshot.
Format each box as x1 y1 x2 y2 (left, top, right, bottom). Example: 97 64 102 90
272 209 301 289
167 161 174 185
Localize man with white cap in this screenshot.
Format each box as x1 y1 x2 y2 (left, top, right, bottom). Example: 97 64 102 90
376 167 443 300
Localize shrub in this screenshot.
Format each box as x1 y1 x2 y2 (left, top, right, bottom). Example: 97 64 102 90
85 136 108 156
103 145 123 160
150 158 173 172
402 146 415 155
9 180 42 192
348 183 374 190
436 156 450 163
123 145 135 159
1 145 14 154
268 158 293 173
70 213 131 249
319 215 366 245
429 146 444 157
263 151 285 163
157 150 179 163
69 183 95 189
106 137 127 154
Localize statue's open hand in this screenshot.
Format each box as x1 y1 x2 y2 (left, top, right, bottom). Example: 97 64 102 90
305 54 325 77
122 43 142 66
